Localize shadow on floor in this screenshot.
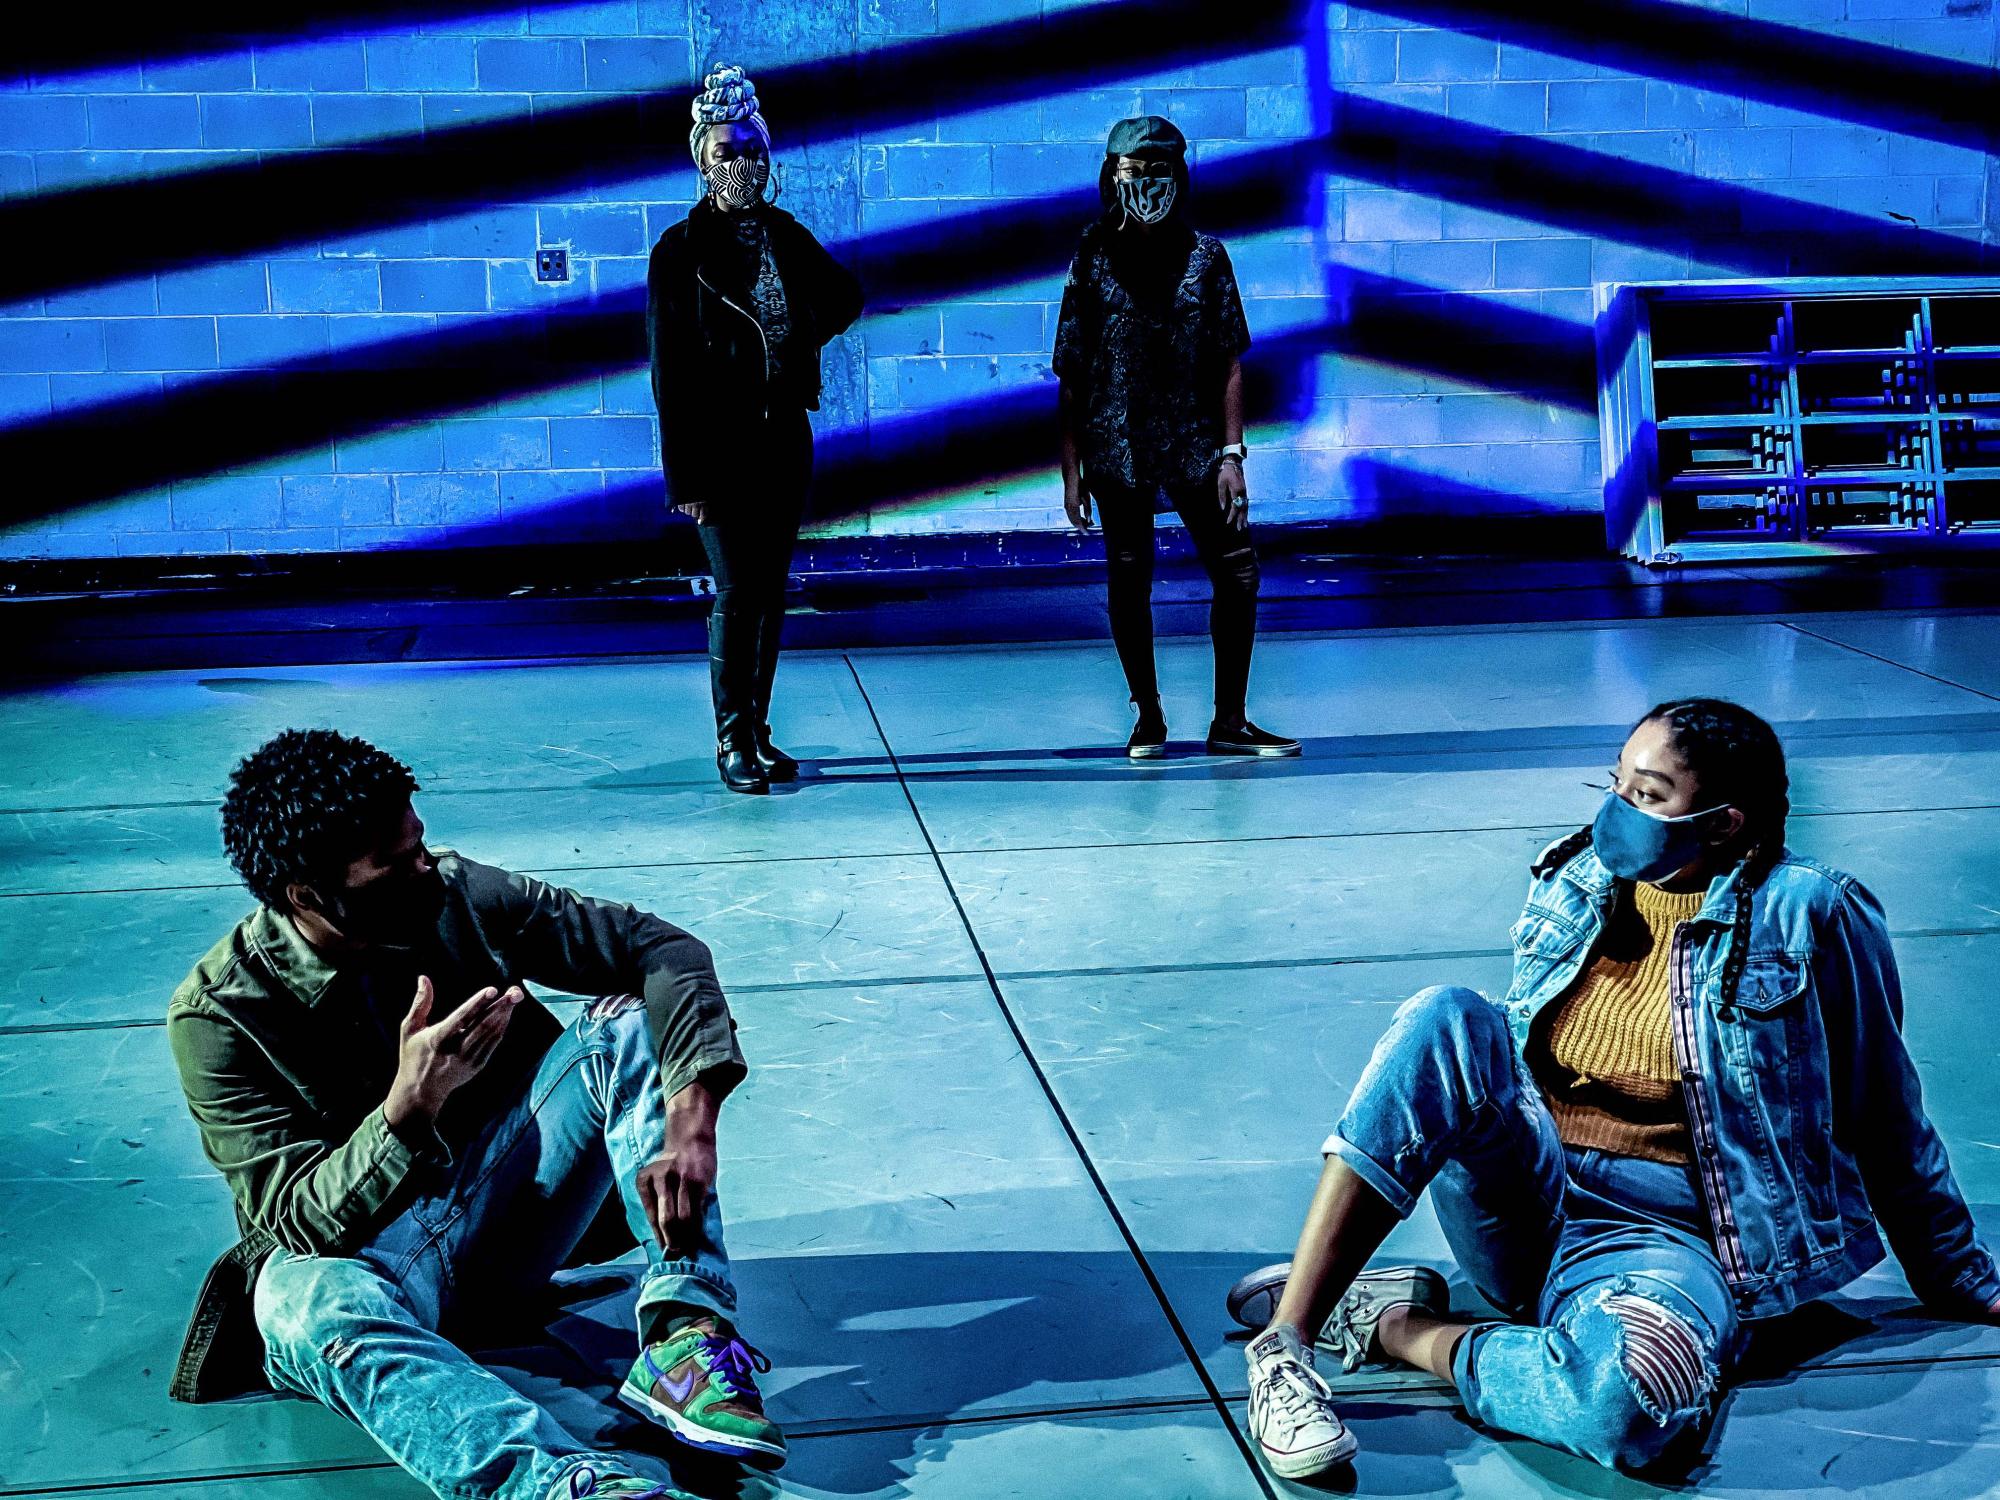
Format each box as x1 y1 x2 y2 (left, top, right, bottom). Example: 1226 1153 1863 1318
654 710 2000 789
388 1245 2000 1499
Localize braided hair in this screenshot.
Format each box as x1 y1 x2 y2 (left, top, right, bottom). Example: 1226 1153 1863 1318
1533 698 1790 1013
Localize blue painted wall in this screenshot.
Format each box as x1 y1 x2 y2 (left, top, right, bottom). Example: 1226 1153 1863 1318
0 0 1994 560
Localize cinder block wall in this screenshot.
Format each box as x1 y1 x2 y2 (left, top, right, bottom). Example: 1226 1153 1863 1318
1 1 1993 560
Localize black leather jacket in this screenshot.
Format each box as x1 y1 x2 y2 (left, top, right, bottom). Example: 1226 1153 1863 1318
645 198 862 505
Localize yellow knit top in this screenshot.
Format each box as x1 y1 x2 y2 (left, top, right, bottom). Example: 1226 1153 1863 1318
1529 881 1707 1166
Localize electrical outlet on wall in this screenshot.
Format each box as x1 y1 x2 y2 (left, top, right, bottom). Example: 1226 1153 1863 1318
536 248 569 283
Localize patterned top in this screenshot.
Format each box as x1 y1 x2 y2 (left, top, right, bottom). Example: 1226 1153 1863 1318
727 210 796 393
1053 220 1252 494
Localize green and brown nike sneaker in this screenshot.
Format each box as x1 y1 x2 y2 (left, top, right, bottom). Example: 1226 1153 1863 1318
618 1317 786 1470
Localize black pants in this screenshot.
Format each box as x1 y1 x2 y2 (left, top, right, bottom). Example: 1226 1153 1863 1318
1093 471 1261 718
694 409 812 749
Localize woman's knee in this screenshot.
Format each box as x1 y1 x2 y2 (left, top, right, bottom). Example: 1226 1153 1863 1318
1207 538 1260 601
1356 986 1510 1100
1390 984 1503 1044
708 583 760 619
1561 1291 1720 1471
1105 542 1153 590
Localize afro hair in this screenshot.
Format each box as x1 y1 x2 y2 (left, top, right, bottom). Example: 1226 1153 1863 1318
220 728 420 912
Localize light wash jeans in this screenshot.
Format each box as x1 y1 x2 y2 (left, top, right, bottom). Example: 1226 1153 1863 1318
254 998 735 1500
1327 985 1749 1472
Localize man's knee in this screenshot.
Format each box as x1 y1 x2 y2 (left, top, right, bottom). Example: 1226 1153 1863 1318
1565 1291 1719 1471
254 1254 407 1369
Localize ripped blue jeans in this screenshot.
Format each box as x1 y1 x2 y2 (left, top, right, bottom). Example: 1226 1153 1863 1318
1327 985 1747 1472
254 999 735 1500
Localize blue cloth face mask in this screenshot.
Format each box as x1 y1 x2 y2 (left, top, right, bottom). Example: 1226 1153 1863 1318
1591 790 1730 883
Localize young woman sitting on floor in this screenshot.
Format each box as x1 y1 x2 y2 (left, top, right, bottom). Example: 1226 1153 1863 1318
1231 697 2000 1478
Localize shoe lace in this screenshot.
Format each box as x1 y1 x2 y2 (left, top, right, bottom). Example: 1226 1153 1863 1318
700 1333 772 1407
568 1472 668 1500
1324 1297 1371 1373
1260 1356 1333 1429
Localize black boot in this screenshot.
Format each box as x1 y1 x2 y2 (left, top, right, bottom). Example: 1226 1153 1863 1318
750 602 798 781
717 741 770 794
711 607 769 795
753 726 799 783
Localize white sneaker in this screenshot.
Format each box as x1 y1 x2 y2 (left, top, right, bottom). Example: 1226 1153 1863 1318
1319 1265 1450 1374
1245 1325 1357 1478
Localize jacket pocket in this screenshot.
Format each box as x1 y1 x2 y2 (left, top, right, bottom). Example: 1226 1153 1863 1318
1726 955 1809 1014
1715 953 1841 1253
1505 912 1583 1003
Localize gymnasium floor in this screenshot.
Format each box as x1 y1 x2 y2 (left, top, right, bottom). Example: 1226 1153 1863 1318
6 605 2000 1498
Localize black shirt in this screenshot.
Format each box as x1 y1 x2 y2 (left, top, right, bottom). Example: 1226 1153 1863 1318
1053 219 1252 493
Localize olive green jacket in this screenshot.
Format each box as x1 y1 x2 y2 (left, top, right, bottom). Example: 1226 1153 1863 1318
165 852 744 1403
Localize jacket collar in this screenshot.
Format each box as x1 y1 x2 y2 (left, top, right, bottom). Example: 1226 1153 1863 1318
688 196 793 246
1557 844 1776 928
244 904 345 1009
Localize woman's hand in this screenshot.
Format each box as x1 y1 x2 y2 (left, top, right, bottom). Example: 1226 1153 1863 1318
675 500 709 524
1063 474 1093 531
1217 457 1248 530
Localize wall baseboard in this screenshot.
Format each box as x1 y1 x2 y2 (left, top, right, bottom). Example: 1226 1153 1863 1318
0 515 1607 599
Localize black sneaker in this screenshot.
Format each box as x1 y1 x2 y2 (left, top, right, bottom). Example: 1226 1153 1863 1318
1206 719 1301 757
1127 708 1168 759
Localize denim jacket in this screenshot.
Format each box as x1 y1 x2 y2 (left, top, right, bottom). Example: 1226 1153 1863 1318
1505 841 2000 1322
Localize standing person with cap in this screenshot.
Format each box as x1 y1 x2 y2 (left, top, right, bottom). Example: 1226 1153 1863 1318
648 64 863 794
1053 114 1298 760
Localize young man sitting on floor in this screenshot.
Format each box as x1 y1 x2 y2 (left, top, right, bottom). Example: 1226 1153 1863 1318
166 728 776 1500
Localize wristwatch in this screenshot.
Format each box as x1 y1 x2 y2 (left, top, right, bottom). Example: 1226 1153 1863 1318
1220 443 1248 466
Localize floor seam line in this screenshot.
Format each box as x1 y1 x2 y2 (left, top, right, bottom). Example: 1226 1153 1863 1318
17 798 2000 903
838 650 1280 1499
1780 621 2000 706
15 926 2000 1037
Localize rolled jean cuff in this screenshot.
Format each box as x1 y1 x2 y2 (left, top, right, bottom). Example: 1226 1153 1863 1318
1450 1319 1501 1407
640 1264 737 1320
1325 1132 1419 1220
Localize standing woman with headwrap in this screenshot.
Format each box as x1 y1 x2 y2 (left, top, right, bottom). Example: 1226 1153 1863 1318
1054 115 1297 760
648 64 863 794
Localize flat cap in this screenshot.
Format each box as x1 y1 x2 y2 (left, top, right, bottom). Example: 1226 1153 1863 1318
1104 114 1187 159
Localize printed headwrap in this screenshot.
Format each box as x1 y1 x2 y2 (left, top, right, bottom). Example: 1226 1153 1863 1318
689 63 771 163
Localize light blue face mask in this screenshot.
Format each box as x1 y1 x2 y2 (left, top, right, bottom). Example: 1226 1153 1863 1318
1590 790 1731 883
1115 174 1177 226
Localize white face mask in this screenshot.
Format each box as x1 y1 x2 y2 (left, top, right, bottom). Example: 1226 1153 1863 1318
1115 174 1177 226
706 154 770 211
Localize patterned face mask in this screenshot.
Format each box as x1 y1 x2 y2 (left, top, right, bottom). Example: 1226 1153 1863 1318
1115 174 1177 226
706 154 770 211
